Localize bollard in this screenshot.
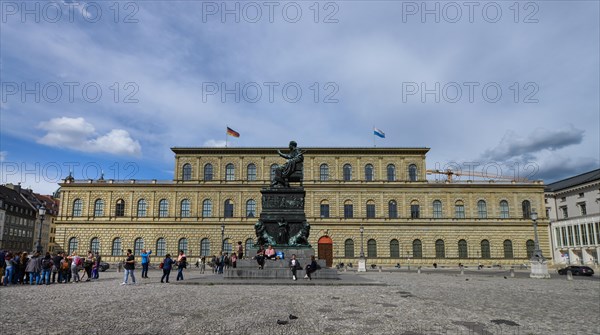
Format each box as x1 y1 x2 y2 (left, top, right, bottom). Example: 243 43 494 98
417 266 421 274
379 266 382 273
408 265 410 271
344 266 347 272
510 268 515 278
460 268 464 275
567 270 573 281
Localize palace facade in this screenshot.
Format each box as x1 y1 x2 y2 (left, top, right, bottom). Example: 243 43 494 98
54 147 550 266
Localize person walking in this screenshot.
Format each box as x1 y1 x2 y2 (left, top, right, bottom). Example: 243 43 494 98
140 249 152 278
176 255 187 281
160 254 175 283
121 249 136 285
199 256 206 274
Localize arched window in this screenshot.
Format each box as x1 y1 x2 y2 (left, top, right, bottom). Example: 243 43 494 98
365 164 374 181
156 238 166 257
408 164 417 181
343 200 353 219
247 163 257 181
158 199 169 217
224 199 234 218
455 200 465 219
412 239 422 258
366 200 376 219
94 199 104 217
178 238 188 254
72 199 83 217
115 199 125 217
270 164 277 181
526 239 535 258
182 163 192 181
180 199 191 217
435 239 445 258
200 238 210 256
410 200 420 219
433 200 442 218
481 240 491 259
111 238 122 256
387 164 396 181
500 200 509 218
246 199 256 218
245 239 253 257
204 163 213 181
344 239 354 258
202 199 212 218
320 164 329 181
388 200 398 219
320 200 330 218
343 164 352 181
390 239 400 258
522 200 531 219
90 237 100 254
225 163 235 181
137 199 147 217
367 239 377 258
503 240 513 258
458 239 468 258
223 238 232 253
477 200 487 219
134 238 144 256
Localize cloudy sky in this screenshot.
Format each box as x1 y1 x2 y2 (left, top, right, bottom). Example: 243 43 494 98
1 0 598 194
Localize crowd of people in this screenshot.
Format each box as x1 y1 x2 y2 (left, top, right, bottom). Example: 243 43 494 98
0 249 102 286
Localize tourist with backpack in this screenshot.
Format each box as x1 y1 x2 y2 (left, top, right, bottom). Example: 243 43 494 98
25 251 42 285
68 252 82 283
60 256 70 283
51 252 63 283
40 252 53 285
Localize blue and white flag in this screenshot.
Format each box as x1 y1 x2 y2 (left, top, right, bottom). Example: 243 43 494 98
373 127 385 138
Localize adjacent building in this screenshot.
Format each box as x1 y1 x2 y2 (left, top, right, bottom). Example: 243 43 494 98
54 146 550 266
0 184 37 251
545 169 600 265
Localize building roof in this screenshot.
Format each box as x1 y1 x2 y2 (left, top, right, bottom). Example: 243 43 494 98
0 185 36 210
544 169 600 192
171 147 430 155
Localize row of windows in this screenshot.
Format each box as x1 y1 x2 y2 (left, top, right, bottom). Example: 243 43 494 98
183 163 419 182
68 236 535 259
68 237 253 257
554 222 600 248
3 228 33 238
73 198 534 219
344 239 536 259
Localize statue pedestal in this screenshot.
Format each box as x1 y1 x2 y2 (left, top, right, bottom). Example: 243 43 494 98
529 258 551 279
256 187 310 247
358 258 367 272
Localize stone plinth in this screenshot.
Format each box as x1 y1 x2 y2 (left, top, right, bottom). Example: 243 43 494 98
530 259 551 279
224 259 339 279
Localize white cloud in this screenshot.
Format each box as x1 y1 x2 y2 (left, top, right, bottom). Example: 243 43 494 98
0 151 6 162
37 117 141 157
203 139 227 147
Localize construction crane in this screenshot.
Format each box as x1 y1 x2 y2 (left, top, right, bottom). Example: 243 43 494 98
426 169 529 183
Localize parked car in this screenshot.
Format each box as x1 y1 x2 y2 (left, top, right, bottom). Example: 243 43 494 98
99 262 110 272
557 266 594 276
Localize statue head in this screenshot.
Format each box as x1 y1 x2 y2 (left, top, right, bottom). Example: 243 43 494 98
289 141 297 149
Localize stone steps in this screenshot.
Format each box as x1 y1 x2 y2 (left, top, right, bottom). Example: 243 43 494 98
224 267 339 279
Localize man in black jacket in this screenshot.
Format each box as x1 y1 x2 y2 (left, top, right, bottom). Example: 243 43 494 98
51 252 63 283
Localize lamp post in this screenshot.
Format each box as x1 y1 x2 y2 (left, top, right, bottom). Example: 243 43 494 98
220 222 225 253
529 210 550 278
36 205 46 253
358 224 366 272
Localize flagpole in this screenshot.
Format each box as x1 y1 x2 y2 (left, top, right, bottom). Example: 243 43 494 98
225 125 228 148
373 126 375 148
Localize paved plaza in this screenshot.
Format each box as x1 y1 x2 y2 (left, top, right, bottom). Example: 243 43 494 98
0 267 598 335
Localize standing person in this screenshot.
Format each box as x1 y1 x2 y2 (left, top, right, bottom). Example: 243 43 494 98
176 255 187 281
218 252 225 274
60 256 71 283
140 249 152 278
16 252 28 284
304 255 319 281
68 252 82 283
160 254 175 283
289 254 301 281
92 252 101 279
25 252 42 285
230 252 237 268
237 241 244 259
121 249 136 285
51 252 63 284
83 251 94 282
199 256 206 274
40 252 53 285
3 252 15 286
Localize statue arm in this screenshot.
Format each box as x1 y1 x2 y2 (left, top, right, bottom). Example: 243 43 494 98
277 150 291 159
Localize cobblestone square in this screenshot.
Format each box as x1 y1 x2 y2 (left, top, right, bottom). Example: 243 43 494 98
1 267 598 335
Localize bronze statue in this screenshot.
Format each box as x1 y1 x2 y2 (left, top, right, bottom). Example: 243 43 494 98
276 217 289 245
271 141 304 187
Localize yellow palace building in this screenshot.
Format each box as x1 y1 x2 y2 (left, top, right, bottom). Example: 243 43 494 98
55 146 549 267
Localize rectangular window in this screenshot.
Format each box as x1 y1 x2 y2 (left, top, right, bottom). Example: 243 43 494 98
433 202 442 218
344 204 353 219
579 203 587 216
588 223 595 245
561 207 568 219
561 227 567 246
581 224 588 245
455 205 465 219
574 225 581 246
410 205 420 219
567 226 574 246
555 227 561 247
596 222 600 246
366 204 375 218
320 204 329 218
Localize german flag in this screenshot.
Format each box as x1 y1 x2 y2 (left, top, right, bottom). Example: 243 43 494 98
226 127 240 138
